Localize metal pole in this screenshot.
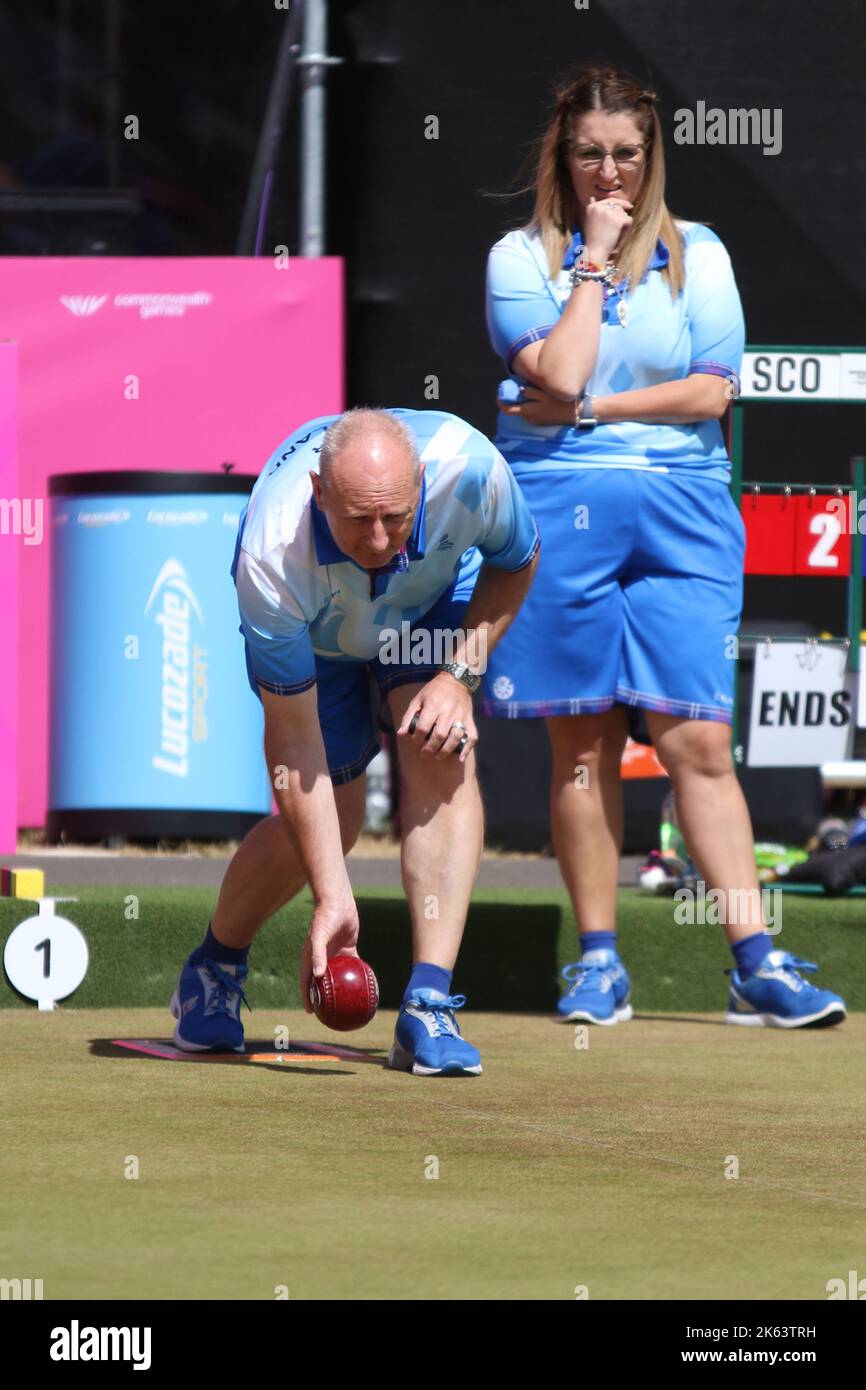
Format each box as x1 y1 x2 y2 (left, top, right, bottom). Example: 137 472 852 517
730 401 745 766
236 3 303 255
848 455 864 676
104 0 121 188
298 0 342 257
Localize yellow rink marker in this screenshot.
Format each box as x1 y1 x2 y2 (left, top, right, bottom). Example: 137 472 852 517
180 1050 344 1064
248 1052 341 1063
1 867 45 899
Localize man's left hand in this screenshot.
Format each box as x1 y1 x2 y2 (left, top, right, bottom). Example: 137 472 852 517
397 672 477 763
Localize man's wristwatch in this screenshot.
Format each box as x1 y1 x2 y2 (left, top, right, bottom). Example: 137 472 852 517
441 661 481 694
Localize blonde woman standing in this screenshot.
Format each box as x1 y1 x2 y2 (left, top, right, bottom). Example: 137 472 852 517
484 66 846 1029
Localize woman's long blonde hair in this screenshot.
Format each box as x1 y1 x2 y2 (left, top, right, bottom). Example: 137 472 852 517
530 66 685 296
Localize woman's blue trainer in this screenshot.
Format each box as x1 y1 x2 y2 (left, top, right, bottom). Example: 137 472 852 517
556 950 633 1025
726 950 846 1028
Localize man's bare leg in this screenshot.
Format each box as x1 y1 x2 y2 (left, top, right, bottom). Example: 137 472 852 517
388 682 484 969
210 778 368 948
384 681 484 1074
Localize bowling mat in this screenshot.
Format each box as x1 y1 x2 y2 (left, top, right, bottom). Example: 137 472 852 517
110 1037 378 1064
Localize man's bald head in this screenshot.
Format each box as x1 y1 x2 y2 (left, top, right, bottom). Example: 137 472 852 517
318 408 421 492
311 408 424 569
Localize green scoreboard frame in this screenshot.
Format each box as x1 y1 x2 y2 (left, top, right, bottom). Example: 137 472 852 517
727 345 866 763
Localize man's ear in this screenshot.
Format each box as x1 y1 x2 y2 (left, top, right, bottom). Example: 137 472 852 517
310 469 322 505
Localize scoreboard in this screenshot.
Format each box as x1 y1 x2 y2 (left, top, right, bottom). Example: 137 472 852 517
731 344 866 764
740 348 866 402
736 347 866 576
741 492 856 577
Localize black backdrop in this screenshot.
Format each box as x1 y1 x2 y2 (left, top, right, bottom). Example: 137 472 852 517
1 1 859 847
328 0 866 631
327 0 864 847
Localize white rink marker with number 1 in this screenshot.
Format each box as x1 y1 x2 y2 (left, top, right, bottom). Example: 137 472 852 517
3 897 87 1011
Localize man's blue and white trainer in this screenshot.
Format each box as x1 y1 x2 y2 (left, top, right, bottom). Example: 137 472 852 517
170 958 251 1053
556 949 633 1025
388 989 482 1076
726 950 846 1028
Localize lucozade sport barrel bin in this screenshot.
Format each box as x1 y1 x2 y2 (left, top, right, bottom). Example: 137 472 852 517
47 471 271 841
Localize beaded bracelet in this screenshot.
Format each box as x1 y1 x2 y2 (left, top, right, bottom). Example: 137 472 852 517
569 260 614 288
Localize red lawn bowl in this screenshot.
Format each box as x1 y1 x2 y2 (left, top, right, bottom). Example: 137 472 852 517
310 956 379 1032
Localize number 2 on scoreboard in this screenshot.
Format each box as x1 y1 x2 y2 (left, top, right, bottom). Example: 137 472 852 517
807 512 841 570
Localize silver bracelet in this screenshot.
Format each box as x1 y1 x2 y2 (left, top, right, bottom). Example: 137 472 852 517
569 262 614 289
575 392 597 428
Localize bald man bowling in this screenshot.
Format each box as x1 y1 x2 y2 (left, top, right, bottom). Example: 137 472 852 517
169 408 540 1076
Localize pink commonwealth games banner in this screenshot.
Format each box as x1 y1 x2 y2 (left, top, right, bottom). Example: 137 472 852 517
0 257 344 835
0 343 19 851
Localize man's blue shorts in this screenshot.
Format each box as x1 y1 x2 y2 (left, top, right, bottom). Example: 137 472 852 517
240 580 474 786
482 466 745 724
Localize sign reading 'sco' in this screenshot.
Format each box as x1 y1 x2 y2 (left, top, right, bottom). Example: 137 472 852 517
740 350 866 402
